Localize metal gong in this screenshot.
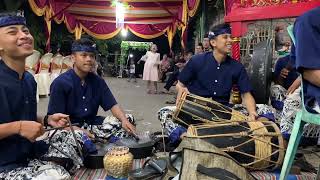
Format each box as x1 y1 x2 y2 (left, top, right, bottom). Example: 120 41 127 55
247 39 273 104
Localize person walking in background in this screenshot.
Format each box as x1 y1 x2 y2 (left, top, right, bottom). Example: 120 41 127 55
138 44 161 94
127 59 137 83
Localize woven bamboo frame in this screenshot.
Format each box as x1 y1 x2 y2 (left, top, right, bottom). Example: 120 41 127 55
187 120 285 170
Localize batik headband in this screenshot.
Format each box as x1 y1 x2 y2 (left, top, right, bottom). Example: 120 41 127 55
208 26 231 39
0 15 26 28
71 44 96 53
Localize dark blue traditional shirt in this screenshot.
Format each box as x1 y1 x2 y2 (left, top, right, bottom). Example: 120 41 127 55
48 69 117 125
294 7 320 111
178 52 252 105
0 61 47 172
274 55 299 90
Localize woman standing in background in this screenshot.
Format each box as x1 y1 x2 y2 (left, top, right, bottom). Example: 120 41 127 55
138 44 160 94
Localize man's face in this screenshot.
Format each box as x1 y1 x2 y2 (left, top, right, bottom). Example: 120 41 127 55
0 25 34 59
210 34 232 54
72 51 96 73
195 46 203 54
203 38 210 49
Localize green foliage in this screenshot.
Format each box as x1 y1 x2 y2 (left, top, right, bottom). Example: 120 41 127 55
120 41 152 64
94 39 108 56
92 35 122 56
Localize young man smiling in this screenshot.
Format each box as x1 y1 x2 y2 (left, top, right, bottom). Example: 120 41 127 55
158 24 267 145
0 12 70 179
176 23 257 120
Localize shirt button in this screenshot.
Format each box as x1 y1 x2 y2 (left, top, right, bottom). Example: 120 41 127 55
214 80 218 83
82 96 86 100
84 108 88 111
213 92 217 95
25 101 29 104
217 67 220 70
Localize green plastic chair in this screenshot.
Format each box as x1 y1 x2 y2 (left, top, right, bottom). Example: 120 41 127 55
279 80 320 179
280 24 320 180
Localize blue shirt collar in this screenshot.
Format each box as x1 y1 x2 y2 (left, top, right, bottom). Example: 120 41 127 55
0 60 26 80
210 53 232 66
69 69 93 86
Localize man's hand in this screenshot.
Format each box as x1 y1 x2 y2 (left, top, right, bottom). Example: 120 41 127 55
180 132 187 140
280 68 289 79
122 118 136 134
48 113 69 127
18 121 44 142
248 112 258 121
287 78 301 95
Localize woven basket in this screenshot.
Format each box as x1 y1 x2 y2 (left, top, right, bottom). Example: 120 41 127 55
103 146 133 178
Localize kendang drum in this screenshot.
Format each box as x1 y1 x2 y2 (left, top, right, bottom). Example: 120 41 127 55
173 92 247 128
187 119 285 170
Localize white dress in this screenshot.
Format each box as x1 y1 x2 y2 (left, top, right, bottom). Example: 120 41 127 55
142 51 160 81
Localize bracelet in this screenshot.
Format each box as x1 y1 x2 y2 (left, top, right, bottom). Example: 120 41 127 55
44 115 49 128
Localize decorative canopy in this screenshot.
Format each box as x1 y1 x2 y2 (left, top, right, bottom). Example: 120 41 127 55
28 0 200 48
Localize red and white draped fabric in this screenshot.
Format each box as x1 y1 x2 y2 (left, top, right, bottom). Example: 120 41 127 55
28 0 200 48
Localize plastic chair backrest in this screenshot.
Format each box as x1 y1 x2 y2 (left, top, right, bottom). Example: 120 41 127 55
63 56 73 67
40 53 53 65
287 25 296 46
26 50 41 67
52 54 63 65
287 25 306 109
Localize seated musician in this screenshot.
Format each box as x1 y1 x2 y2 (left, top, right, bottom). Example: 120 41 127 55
158 24 277 146
48 38 136 141
272 46 317 146
0 12 71 179
294 7 320 114
271 52 300 111
291 7 320 144
177 23 257 119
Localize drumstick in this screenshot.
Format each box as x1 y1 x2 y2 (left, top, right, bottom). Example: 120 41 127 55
67 119 84 158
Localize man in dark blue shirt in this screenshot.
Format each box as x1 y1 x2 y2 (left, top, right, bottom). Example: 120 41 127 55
270 54 300 111
274 55 299 90
48 38 136 138
177 23 257 120
294 7 320 114
159 24 260 145
0 12 71 179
